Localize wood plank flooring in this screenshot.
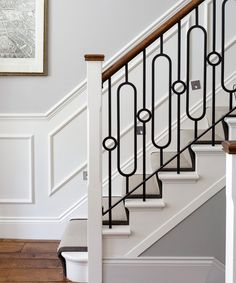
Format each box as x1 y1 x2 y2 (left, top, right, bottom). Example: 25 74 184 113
0 239 69 282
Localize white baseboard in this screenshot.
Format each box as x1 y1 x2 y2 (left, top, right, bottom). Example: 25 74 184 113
103 257 224 283
0 221 67 240
0 196 88 240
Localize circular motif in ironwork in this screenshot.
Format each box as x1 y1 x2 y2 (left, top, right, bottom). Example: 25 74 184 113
207 51 222 66
172 80 187 95
103 136 117 151
137 109 152 123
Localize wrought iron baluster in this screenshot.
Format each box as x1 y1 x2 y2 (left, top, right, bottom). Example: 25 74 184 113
160 149 164 167
126 176 129 195
117 64 138 195
186 8 207 141
195 6 199 26
194 120 198 139
102 78 118 229
177 21 182 173
151 34 172 168
211 0 217 146
230 92 233 110
160 35 164 54
142 49 147 201
172 21 187 173
125 64 129 82
221 0 234 109
108 79 112 228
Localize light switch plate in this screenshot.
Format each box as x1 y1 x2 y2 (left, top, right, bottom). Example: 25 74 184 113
191 80 201 90
136 126 144 135
83 171 88 181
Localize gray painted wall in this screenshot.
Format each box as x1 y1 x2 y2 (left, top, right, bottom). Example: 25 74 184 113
1 0 236 114
142 189 226 263
0 0 180 113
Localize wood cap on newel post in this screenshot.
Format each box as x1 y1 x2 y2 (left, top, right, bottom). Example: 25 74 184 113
84 54 105 61
85 52 104 283
222 141 236 154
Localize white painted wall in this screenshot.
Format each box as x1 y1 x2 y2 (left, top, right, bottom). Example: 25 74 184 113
0 0 183 114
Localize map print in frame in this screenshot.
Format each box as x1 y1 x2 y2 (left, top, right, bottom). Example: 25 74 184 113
0 0 47 75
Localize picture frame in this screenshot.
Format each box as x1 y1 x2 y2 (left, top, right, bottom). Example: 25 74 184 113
0 0 48 76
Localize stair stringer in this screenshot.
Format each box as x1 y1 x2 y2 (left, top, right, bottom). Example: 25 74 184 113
103 145 226 257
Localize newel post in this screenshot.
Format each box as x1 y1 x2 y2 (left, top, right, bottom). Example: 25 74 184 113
222 140 236 283
85 54 104 283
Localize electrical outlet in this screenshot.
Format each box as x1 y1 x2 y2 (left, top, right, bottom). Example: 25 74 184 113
83 171 88 181
191 80 201 91
136 126 144 135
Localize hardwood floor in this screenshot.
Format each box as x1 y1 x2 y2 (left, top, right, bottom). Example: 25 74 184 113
0 239 69 282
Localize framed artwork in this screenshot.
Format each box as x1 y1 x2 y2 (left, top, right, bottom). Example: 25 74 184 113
0 0 48 75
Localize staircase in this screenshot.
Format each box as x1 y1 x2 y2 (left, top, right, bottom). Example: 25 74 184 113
58 107 232 281
57 0 236 282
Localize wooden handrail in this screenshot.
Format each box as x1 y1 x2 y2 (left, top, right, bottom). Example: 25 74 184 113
102 0 205 82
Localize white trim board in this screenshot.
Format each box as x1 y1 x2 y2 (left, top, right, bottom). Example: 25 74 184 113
0 196 87 239
103 257 224 283
0 195 87 223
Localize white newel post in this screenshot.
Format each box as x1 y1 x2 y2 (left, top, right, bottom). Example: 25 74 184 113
223 140 236 283
85 54 104 283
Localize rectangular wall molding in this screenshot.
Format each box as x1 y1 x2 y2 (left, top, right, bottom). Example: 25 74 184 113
0 135 34 204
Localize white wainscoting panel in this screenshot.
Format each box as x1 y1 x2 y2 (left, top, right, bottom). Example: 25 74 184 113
0 135 34 203
49 107 87 196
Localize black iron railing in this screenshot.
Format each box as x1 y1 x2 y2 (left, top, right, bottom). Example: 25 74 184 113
101 0 235 228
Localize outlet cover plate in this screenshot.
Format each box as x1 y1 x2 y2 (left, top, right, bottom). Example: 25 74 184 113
83 171 88 181
136 126 145 135
191 80 201 90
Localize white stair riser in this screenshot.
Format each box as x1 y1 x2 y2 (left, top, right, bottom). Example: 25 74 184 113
193 147 226 179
